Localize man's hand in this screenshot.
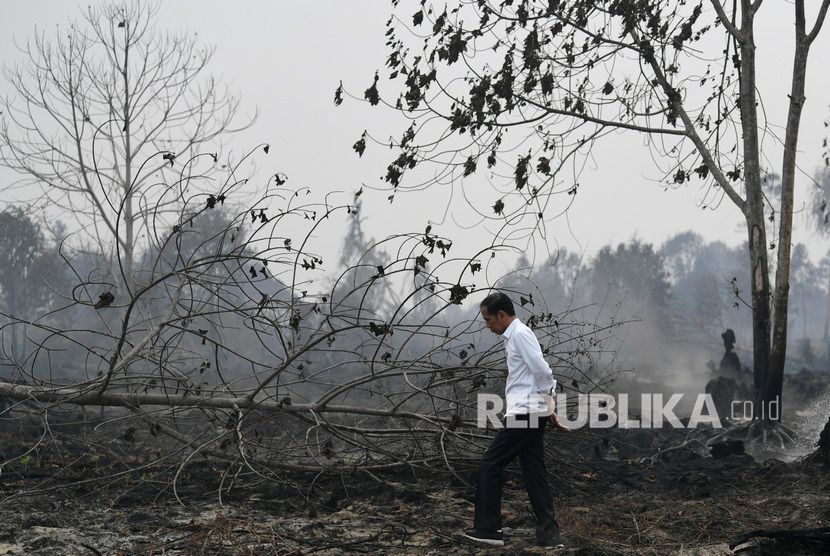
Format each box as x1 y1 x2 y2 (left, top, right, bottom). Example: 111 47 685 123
549 412 571 432
543 387 570 431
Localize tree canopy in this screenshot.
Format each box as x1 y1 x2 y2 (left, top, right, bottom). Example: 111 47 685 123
0 0 255 292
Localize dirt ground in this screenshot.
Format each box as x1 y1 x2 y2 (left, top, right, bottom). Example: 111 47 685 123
1 412 830 556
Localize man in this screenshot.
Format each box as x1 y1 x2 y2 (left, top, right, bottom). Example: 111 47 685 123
463 292 569 549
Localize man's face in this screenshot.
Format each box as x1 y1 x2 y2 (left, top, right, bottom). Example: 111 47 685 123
481 306 510 335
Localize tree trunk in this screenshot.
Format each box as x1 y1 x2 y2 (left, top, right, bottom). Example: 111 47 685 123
121 20 135 295
0 380 448 425
737 1 774 420
766 0 825 423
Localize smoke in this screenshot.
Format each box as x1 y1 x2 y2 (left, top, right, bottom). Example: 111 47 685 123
785 385 830 462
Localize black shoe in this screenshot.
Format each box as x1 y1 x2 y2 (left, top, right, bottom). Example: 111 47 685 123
537 536 565 549
462 528 504 546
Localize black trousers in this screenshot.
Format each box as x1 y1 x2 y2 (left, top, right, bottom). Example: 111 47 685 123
474 414 560 543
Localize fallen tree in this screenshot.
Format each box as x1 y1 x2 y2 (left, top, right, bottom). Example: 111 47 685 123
0 150 620 497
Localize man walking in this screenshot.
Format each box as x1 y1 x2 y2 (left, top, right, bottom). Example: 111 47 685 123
464 292 569 548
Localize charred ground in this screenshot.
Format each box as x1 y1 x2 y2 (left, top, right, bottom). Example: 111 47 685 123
1 372 829 555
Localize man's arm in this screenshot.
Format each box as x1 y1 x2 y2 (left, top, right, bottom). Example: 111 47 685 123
515 330 557 391
517 330 570 431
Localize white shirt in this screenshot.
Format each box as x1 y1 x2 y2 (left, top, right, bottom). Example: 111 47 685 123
502 318 557 416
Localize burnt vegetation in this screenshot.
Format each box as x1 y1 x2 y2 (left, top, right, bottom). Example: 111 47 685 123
2 1 830 554
2 156 830 553
0 139 619 484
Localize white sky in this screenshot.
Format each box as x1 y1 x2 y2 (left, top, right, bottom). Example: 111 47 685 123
2 0 829 272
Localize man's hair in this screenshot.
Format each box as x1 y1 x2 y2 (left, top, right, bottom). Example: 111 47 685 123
480 292 515 316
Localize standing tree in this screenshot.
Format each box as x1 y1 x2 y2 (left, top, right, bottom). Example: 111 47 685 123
591 239 671 320
347 0 830 437
806 167 830 352
660 232 751 350
0 0 254 295
0 208 61 360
